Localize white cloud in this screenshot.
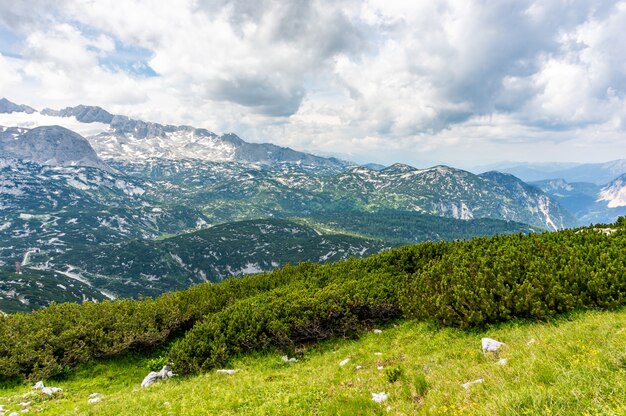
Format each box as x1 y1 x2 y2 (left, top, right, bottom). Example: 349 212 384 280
0 112 110 136
0 0 625 166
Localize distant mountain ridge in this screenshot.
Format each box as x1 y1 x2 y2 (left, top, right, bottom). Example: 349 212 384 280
481 160 626 185
41 104 114 123
0 98 35 114
2 98 350 171
320 164 574 230
532 176 626 225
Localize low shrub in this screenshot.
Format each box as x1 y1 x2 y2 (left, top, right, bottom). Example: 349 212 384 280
400 227 626 328
385 366 404 383
169 274 401 374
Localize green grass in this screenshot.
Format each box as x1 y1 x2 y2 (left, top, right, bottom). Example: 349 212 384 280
2 309 625 415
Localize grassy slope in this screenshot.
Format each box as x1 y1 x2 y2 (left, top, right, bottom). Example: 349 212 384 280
2 309 625 415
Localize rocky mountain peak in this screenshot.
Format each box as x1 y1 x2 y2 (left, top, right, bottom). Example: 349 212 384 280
381 163 417 173
41 105 114 124
0 125 111 171
0 98 36 114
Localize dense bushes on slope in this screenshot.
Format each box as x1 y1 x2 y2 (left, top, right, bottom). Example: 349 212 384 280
1 219 624 380
0 266 328 380
401 226 626 328
170 274 401 373
169 219 626 373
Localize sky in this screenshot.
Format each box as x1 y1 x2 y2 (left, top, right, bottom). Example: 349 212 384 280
0 0 625 168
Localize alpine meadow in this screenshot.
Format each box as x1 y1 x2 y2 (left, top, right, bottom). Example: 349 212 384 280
2 1 626 415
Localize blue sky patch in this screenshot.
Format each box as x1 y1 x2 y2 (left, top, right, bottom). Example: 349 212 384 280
97 40 159 77
0 25 23 58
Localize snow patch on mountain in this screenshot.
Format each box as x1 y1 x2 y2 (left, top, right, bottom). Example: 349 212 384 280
537 196 558 231
598 175 626 208
90 128 237 161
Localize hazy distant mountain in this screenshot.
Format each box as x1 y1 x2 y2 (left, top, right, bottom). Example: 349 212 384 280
560 160 626 185
41 104 114 124
532 176 626 225
0 98 35 114
479 160 626 185
362 163 386 170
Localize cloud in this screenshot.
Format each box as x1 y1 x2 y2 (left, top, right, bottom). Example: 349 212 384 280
0 0 625 166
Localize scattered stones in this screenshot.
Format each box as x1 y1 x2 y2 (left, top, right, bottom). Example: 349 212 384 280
339 358 351 366
141 365 176 388
31 381 63 396
41 387 62 396
9 412 19 416
371 392 388 403
216 369 238 375
496 358 508 366
18 403 29 408
281 355 298 363
461 378 484 389
373 329 382 334
355 365 363 370
482 338 504 353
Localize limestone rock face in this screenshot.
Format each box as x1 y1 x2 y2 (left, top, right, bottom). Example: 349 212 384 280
0 125 111 172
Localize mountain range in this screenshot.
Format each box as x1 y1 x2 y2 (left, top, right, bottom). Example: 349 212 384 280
41 103 350 170
1 97 625 312
478 159 626 185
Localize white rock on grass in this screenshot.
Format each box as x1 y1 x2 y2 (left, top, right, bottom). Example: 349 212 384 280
41 387 62 396
281 355 298 363
10 412 20 416
482 338 504 352
373 329 382 334
216 369 238 375
339 358 351 366
374 352 382 356
32 380 62 396
88 397 102 404
141 365 176 388
371 392 388 403
496 358 508 366
461 378 484 389
355 365 363 370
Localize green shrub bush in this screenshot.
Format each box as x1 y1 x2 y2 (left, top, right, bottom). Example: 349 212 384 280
0 219 624 379
385 366 404 383
169 273 402 374
399 227 626 328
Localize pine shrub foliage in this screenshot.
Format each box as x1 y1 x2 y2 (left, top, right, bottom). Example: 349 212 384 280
0 219 624 379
